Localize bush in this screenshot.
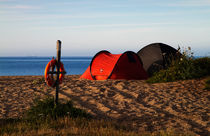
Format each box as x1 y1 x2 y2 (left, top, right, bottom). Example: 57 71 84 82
192 57 210 78
147 47 210 83
24 97 91 121
205 76 210 90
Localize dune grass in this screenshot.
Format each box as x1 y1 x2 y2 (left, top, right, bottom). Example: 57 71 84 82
0 97 138 136
0 117 195 136
0 117 138 136
0 97 195 136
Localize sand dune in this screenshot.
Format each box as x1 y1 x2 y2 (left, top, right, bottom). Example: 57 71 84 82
0 75 209 135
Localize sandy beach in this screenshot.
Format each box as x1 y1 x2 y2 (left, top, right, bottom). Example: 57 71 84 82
0 75 209 135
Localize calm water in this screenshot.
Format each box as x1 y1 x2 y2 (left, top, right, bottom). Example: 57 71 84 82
0 57 92 76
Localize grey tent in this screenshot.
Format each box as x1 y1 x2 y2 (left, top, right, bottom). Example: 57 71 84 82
137 43 179 77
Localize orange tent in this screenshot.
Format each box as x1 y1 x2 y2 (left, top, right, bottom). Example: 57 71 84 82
80 50 148 80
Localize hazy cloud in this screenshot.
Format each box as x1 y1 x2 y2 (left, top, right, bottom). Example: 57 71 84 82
163 0 210 7
10 5 40 9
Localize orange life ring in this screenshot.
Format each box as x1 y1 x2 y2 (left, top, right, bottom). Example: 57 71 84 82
44 59 65 87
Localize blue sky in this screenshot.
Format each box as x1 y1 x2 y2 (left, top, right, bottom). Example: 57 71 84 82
0 0 210 56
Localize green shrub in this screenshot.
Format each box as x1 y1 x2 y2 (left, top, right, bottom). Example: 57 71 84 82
24 97 91 121
192 57 210 78
205 76 210 90
147 47 210 83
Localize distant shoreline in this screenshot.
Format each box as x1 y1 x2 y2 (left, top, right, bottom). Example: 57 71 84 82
0 56 93 58
0 57 91 76
0 55 208 58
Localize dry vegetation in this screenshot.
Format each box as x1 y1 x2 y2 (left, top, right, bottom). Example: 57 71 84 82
0 48 209 136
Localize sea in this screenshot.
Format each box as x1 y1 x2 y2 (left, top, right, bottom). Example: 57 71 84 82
0 57 92 76
0 56 206 76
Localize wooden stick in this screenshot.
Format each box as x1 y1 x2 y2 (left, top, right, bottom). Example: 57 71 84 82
55 40 61 105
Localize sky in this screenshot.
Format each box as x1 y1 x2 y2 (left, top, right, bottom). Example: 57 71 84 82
0 0 210 56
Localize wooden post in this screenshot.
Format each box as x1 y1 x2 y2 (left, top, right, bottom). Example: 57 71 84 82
55 40 61 105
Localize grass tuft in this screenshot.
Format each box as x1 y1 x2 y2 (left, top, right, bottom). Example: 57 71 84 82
32 77 45 85
24 97 91 121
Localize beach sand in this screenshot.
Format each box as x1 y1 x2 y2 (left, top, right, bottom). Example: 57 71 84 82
0 75 209 135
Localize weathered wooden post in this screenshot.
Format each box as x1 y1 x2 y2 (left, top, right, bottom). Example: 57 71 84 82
44 40 66 105
55 40 61 105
